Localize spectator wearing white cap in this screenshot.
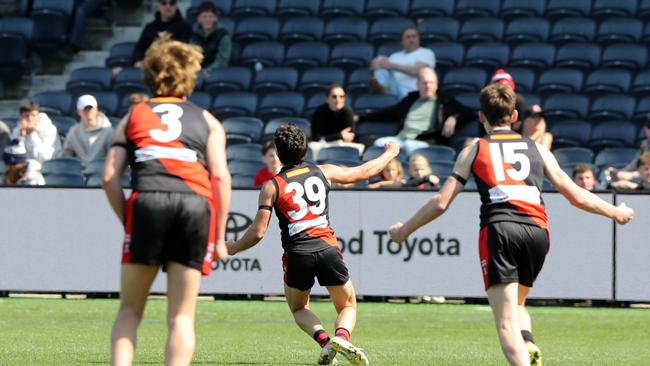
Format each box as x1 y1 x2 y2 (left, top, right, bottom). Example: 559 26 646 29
62 94 114 165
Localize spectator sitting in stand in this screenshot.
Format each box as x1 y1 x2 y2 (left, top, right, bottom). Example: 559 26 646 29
369 26 435 98
253 140 281 187
63 95 114 165
309 84 365 160
3 140 45 185
10 100 61 163
367 158 403 188
608 119 650 183
522 104 553 150
572 164 603 191
490 69 530 134
190 1 232 75
401 154 440 189
611 153 650 191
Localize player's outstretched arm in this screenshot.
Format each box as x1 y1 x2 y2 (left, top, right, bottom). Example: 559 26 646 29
227 181 275 255
389 143 476 243
320 141 400 184
538 144 635 225
102 115 129 223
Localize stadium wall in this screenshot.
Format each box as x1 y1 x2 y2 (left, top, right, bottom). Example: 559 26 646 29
0 188 647 301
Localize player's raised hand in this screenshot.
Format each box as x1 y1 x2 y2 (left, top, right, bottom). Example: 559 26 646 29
614 202 634 225
384 140 400 158
389 222 408 243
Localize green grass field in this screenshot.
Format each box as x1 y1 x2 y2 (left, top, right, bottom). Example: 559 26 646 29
0 298 649 365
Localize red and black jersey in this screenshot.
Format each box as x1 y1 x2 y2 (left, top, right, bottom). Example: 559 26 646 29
272 162 338 253
126 97 212 199
471 130 548 229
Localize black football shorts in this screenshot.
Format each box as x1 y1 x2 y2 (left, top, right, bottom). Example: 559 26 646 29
282 246 350 291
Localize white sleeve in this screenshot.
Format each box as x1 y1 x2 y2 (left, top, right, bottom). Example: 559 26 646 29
28 113 61 161
419 48 436 69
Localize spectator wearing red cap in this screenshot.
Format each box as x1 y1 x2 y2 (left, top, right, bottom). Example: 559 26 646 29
488 69 531 135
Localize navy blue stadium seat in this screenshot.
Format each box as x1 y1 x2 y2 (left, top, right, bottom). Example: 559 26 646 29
549 120 592 147
427 42 464 73
510 42 556 70
276 0 320 17
113 68 148 98
41 157 83 175
66 67 113 95
205 67 252 94
458 17 504 44
591 0 637 18
545 0 591 18
600 44 647 71
429 161 455 178
630 70 650 98
554 42 601 71
588 94 636 122
503 17 550 44
543 94 590 121
505 67 536 94
304 93 325 118
454 92 480 113
285 41 329 70
634 96 650 122
187 92 211 110
549 17 595 45
45 172 85 186
362 144 408 163
418 17 459 44
298 67 345 95
32 90 72 116
500 0 546 19
463 42 510 70
596 18 642 44
440 67 487 95
257 92 305 121
346 68 370 97
263 117 310 140
594 147 639 167
51 116 77 138
455 0 500 18
637 124 647 145
188 0 232 17
376 42 402 59
353 94 398 114
240 41 285 67
233 17 279 45
216 17 236 37
368 17 414 45
0 18 33 81
411 146 456 163
229 159 265 176
355 122 401 148
83 158 106 177
329 42 374 72
226 143 263 161
211 91 257 119
279 17 324 43
323 17 368 44
231 0 276 17
317 146 360 162
320 0 364 17
589 121 638 150
223 118 264 145
252 67 299 94
365 0 409 18
536 68 584 96
409 0 455 17
232 174 256 188
105 42 136 69
583 69 631 96
553 147 594 165
640 0 650 20
519 92 542 108
90 91 119 117
30 0 74 53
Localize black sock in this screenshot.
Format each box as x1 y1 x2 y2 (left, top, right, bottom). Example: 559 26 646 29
313 329 330 347
521 330 535 344
335 327 351 342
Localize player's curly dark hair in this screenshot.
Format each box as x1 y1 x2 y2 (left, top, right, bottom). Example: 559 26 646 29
274 124 307 166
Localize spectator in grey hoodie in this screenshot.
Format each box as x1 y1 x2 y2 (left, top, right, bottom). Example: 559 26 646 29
63 94 114 165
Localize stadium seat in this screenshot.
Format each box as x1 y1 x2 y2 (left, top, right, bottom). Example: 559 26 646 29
303 93 325 118
553 147 594 165
505 67 536 94
409 0 455 17
30 0 74 53
634 96 650 122
640 0 650 20
583 69 631 96
440 67 487 95
600 44 647 71
549 120 592 148
276 0 320 17
591 0 637 18
503 17 550 44
376 42 402 58
231 0 276 17
45 172 86 186
32 90 72 116
545 0 591 18
41 157 83 175
211 91 257 120
66 67 113 95
317 146 361 162
353 94 398 114
229 159 266 177
637 124 647 145
105 42 136 69
345 68 370 97
411 146 456 164
426 42 464 73
188 0 232 17
1 117 18 131
362 144 408 163
187 92 211 110
252 67 299 95
588 94 636 122
429 161 455 179
51 116 77 138
554 42 601 71
256 92 305 121
233 17 280 45
510 42 556 70
549 18 596 44
536 68 584 96
368 17 414 45
226 143 263 161
543 94 590 121
454 92 480 113
113 68 148 98
83 158 106 177
596 18 642 44
463 42 510 70
205 67 252 95
329 42 374 72
365 0 409 18
263 117 310 140
458 17 504 43
500 0 546 19
418 17 459 43
0 17 33 81
320 0 364 17
630 70 650 97
284 41 329 70
223 117 264 145
589 121 638 150
455 0 500 18
594 147 639 167
279 17 324 43
216 17 236 37
642 23 650 43
232 174 257 188
298 67 345 96
323 17 368 44
519 92 542 109
239 41 285 67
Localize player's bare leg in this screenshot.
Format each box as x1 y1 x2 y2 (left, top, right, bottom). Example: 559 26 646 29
111 264 159 366
487 282 530 366
165 262 202 366
518 285 542 365
327 280 368 365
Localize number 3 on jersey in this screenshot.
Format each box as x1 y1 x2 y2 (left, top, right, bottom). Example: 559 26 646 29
150 104 183 143
285 176 327 221
488 142 530 181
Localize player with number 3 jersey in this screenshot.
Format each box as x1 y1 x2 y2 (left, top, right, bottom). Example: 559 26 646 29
389 84 634 366
227 124 400 365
